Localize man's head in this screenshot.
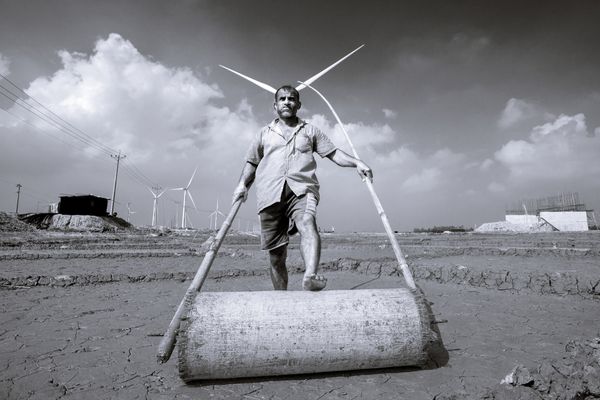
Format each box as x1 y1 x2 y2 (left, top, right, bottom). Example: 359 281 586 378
274 85 301 120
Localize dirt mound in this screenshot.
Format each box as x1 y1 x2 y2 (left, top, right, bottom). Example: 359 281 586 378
475 220 555 233
19 213 132 232
436 337 600 399
492 337 600 399
0 212 35 232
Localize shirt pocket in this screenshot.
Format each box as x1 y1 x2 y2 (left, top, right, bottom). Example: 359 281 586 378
295 134 312 153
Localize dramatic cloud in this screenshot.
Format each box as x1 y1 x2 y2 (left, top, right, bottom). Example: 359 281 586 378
305 114 468 193
10 33 595 231
0 34 267 226
23 34 255 165
5 33 482 229
494 113 600 182
306 113 397 157
3 34 260 181
530 113 587 140
497 98 553 129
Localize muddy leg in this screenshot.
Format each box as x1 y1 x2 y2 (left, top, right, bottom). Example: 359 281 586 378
268 245 288 290
294 213 326 291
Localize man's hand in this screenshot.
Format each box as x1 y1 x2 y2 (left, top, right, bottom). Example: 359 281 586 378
232 183 248 204
327 149 373 182
356 161 373 182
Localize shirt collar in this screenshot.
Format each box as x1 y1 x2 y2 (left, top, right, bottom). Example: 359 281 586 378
269 118 307 142
269 118 306 130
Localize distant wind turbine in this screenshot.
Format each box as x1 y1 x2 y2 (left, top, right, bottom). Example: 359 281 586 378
209 199 226 230
148 186 167 227
170 167 199 229
126 202 136 223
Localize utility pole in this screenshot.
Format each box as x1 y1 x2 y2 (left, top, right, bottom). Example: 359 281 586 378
15 184 22 214
110 151 126 216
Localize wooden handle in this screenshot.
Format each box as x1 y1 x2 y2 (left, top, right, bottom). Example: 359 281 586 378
364 179 416 289
156 199 243 363
299 81 416 290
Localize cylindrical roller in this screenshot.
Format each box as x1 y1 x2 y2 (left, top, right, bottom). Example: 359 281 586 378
178 288 432 381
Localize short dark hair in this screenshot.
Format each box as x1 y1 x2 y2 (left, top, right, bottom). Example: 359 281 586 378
275 85 299 101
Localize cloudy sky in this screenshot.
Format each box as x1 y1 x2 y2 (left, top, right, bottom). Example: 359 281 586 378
1 0 599 231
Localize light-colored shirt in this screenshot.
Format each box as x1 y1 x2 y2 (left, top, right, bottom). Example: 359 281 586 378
245 118 337 212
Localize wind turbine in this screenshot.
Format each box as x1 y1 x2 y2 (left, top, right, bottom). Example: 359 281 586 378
170 167 199 229
126 202 136 223
219 44 364 94
148 186 167 227
209 199 226 230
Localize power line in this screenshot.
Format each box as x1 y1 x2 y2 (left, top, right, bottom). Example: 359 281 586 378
125 160 156 186
120 159 157 188
1 75 164 192
0 107 91 153
0 73 117 155
0 84 114 156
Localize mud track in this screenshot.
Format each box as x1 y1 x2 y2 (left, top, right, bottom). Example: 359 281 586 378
1 231 599 399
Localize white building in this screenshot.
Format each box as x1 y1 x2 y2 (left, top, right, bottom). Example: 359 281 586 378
504 192 597 232
505 211 596 232
505 214 540 226
539 211 590 231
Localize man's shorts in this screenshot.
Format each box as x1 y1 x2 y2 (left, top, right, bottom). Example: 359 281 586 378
259 183 317 251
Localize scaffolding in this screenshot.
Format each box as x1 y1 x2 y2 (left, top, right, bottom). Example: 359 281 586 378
506 192 587 215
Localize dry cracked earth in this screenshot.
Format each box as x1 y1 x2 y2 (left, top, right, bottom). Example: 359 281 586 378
1 229 599 399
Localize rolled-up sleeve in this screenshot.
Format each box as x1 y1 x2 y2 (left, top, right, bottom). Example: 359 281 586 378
245 128 264 166
311 126 337 158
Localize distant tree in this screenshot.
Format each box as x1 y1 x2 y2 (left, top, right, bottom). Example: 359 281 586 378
413 225 473 233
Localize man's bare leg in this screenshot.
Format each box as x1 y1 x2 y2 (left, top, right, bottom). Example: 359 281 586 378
294 213 326 291
268 245 288 290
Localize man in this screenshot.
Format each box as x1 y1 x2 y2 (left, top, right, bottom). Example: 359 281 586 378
232 85 372 291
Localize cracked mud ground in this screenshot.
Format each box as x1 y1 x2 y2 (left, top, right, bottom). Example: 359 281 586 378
1 231 599 399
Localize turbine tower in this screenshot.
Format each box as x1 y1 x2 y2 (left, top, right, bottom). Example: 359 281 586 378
126 202 136 223
148 186 167 227
170 167 198 229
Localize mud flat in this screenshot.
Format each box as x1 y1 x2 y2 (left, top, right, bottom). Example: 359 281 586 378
1 230 599 399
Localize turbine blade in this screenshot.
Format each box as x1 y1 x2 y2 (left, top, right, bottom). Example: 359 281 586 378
157 189 167 198
296 44 365 91
217 211 226 217
147 186 157 197
187 191 198 210
219 65 277 94
187 166 198 188
170 187 184 191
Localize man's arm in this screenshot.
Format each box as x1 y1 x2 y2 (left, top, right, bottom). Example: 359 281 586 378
232 162 257 204
326 149 373 181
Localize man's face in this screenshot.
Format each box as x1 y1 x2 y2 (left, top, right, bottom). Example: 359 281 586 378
274 89 301 119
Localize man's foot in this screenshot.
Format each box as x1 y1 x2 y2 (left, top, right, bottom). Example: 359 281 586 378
303 274 327 291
